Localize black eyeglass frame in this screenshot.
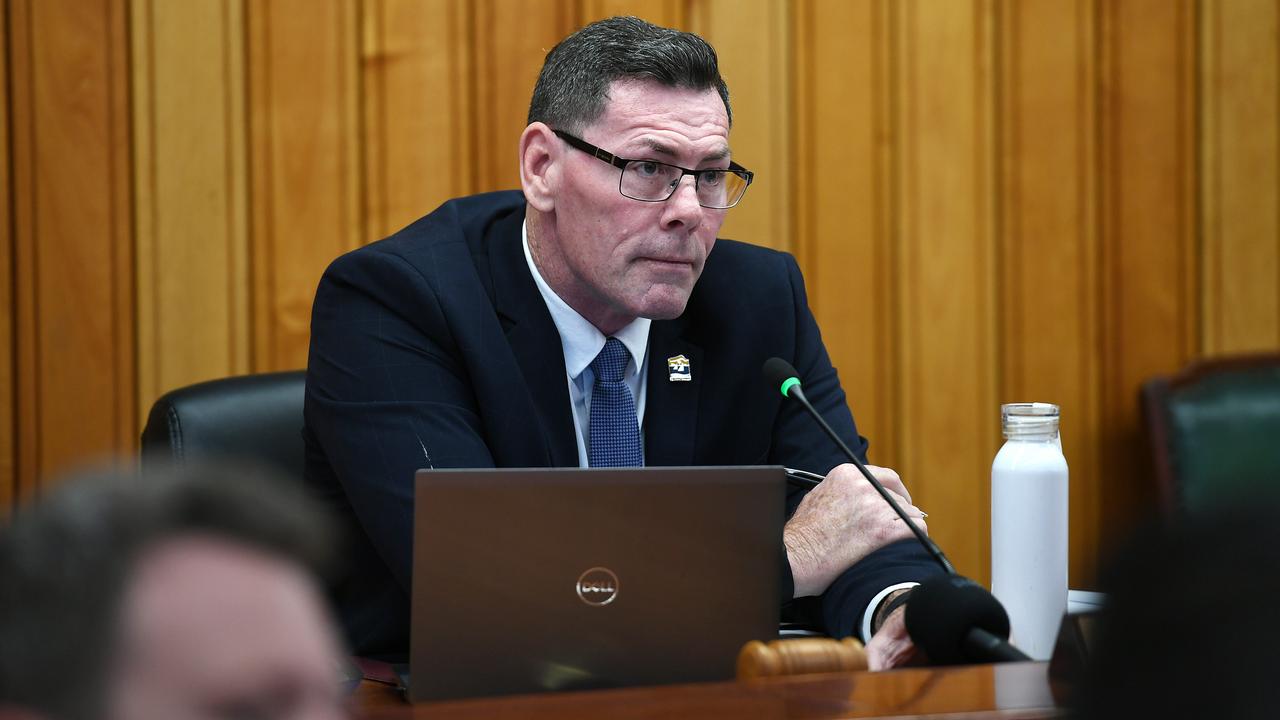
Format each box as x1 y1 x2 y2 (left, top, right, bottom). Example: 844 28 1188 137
552 129 754 209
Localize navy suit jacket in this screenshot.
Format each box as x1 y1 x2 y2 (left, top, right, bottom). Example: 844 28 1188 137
304 191 940 657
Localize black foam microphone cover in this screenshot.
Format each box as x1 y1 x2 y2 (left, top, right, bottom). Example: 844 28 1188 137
904 575 1012 665
762 357 800 395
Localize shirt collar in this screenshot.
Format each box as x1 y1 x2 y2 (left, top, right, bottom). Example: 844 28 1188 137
522 220 651 380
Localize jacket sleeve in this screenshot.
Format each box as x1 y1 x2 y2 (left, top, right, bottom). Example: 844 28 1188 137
305 246 496 592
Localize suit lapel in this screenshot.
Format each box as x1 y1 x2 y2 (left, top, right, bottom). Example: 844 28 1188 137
487 213 579 467
644 319 702 466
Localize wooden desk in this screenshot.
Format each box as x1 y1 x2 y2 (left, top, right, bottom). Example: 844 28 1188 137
354 661 1062 719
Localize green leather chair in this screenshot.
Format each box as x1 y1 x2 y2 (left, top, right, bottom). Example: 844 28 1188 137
1141 354 1280 516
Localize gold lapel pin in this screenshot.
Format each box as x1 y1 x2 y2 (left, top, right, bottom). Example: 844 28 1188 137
667 354 691 382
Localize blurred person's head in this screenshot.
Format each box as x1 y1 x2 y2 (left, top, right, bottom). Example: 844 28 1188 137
0 464 347 720
1080 503 1280 719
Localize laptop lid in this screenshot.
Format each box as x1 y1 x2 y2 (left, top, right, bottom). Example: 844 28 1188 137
408 466 785 702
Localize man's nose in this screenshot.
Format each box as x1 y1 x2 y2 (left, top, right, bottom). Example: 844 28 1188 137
661 175 703 229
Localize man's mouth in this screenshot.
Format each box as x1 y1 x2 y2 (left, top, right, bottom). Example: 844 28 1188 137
639 257 694 268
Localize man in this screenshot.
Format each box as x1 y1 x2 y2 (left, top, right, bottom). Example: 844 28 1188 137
304 16 941 668
0 465 348 720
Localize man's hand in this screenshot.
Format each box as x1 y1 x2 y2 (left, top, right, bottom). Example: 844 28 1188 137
784 464 926 597
865 603 922 670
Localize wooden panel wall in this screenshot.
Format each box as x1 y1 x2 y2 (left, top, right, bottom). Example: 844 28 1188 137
998 0 1103 584
692 0 793 252
1098 0 1200 552
132 0 250 421
248 0 363 371
794 0 898 471
1201 0 1280 354
0 0 13 510
3 0 1278 587
361 0 474 241
472 1 576 192
7 0 135 506
893 0 999 580
0 0 12 509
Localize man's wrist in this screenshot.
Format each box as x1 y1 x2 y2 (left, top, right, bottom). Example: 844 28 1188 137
783 525 826 597
872 588 914 633
860 582 919 641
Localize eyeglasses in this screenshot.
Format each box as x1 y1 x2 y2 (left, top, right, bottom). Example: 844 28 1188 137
553 130 754 209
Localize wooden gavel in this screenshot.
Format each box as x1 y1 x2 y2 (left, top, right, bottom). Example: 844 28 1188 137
736 637 868 679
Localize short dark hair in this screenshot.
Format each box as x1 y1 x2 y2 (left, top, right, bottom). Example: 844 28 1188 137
527 16 732 132
0 463 336 720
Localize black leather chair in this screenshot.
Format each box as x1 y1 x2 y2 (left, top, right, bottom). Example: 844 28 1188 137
140 370 408 659
1141 354 1280 516
140 370 306 480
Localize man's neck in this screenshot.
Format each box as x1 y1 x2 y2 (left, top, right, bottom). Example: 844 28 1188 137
525 210 635 336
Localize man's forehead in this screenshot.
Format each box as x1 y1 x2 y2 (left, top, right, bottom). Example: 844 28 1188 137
119 536 331 660
589 79 730 151
123 536 303 624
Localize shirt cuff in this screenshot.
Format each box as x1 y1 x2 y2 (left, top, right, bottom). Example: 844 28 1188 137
860 581 920 643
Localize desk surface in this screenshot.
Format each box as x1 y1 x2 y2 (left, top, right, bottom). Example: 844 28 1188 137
353 661 1063 719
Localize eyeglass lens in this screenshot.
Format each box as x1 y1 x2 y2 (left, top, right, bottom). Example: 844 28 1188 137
620 161 747 209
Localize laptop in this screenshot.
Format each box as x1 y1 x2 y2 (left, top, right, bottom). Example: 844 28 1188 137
406 466 785 702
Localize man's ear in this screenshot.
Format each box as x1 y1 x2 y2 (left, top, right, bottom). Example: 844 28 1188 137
519 123 559 212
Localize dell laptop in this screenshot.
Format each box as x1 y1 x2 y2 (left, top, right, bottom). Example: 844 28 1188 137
407 466 785 702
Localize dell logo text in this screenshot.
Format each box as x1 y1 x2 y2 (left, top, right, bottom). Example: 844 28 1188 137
576 567 620 606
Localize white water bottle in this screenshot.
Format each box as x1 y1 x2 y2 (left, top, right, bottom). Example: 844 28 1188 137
991 402 1068 661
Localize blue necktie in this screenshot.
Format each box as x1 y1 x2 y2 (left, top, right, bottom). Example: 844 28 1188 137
588 338 642 467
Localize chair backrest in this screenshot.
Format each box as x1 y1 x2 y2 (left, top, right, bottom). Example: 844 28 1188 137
140 371 306 480
1141 354 1280 516
140 371 399 658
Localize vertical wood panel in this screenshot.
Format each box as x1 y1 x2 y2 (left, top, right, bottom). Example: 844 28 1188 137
248 0 363 371
793 0 901 469
691 0 792 252
580 0 686 27
11 0 36 499
0 0 13 511
362 0 475 242
471 0 576 192
998 0 1102 586
133 0 250 421
894 0 998 580
1201 0 1280 354
108 0 134 457
10 0 135 495
1098 0 1198 546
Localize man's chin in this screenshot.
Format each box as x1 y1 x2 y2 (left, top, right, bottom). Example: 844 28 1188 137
635 294 692 321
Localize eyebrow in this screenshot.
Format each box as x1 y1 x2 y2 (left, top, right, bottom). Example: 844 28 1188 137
636 137 731 164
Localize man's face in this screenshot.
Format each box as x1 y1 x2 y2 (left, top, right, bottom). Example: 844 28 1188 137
106 537 347 720
535 80 732 334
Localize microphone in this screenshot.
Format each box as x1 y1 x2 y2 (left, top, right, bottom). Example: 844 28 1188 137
763 357 955 575
905 575 1031 664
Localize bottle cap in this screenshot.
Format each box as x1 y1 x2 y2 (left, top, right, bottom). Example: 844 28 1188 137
1001 402 1060 438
